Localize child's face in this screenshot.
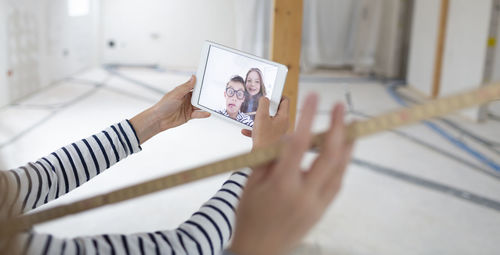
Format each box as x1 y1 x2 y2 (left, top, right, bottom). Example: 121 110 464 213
224 81 246 116
246 71 261 96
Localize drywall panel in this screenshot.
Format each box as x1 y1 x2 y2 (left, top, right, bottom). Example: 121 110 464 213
234 0 272 58
374 0 408 78
492 2 500 82
5 0 46 102
101 0 237 69
0 0 8 107
45 0 101 83
3 0 100 104
439 0 492 120
406 0 441 96
489 1 500 115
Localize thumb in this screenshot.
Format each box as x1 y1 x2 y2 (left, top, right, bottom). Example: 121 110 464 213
256 97 270 120
191 110 210 119
173 75 196 98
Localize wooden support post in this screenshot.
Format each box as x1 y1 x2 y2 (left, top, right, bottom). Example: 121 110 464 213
271 0 303 131
432 0 449 98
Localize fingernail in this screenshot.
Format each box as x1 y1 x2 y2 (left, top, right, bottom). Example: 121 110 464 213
189 75 193 81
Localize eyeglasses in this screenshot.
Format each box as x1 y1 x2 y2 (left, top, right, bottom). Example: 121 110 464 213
226 87 246 100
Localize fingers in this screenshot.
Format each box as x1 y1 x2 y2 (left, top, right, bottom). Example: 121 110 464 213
276 97 290 120
306 103 344 181
325 139 353 190
191 105 210 118
241 129 252 137
318 139 353 204
324 103 346 158
255 97 270 120
191 110 211 119
294 94 318 142
274 94 318 176
172 75 196 98
306 103 353 201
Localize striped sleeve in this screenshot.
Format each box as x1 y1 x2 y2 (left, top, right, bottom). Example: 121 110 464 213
3 120 141 215
21 169 250 255
236 112 254 128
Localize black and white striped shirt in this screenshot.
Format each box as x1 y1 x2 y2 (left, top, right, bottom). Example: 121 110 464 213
216 110 254 127
0 120 248 254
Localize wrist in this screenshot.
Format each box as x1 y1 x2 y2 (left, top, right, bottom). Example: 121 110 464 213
129 106 162 145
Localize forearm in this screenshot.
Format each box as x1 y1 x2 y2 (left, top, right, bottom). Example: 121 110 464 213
129 106 163 145
3 120 142 215
18 169 249 255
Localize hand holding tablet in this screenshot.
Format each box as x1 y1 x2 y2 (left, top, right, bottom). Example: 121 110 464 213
191 41 288 129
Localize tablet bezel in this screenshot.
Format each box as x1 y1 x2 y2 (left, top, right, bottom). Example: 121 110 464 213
191 41 288 130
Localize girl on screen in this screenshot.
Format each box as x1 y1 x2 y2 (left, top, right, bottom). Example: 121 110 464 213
241 68 267 120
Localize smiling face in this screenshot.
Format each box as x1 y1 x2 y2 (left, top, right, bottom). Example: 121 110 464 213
245 70 262 96
224 81 246 118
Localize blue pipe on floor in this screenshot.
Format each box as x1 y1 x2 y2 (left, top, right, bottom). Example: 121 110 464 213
386 83 500 172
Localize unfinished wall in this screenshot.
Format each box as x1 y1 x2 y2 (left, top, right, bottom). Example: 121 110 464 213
407 0 493 121
373 0 411 78
406 0 441 95
0 0 100 106
101 0 237 69
439 0 492 120
44 0 101 82
490 1 500 115
5 0 45 103
0 0 7 107
493 13 500 82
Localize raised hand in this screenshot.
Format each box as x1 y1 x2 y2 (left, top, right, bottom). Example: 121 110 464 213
230 94 354 255
241 97 290 150
130 75 210 144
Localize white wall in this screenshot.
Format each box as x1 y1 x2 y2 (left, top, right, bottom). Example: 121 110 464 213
490 3 500 115
3 0 46 103
0 0 8 107
234 0 272 59
439 0 492 94
101 0 237 69
407 0 441 95
407 0 493 121
44 0 101 82
373 0 409 78
439 0 492 120
493 12 500 82
0 0 100 106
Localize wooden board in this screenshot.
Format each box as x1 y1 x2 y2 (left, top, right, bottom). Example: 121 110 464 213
432 0 449 98
270 0 303 131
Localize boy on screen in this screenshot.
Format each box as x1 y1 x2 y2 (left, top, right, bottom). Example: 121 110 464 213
217 75 254 127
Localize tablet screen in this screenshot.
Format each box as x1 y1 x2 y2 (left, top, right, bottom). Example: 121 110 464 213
198 45 279 128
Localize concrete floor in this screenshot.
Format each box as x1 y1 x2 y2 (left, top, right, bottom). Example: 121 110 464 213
1 68 499 254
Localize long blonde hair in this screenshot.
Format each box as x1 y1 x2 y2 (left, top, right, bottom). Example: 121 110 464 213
244 68 267 97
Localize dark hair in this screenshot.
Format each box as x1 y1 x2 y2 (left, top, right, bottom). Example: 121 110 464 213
245 68 266 97
226 75 245 88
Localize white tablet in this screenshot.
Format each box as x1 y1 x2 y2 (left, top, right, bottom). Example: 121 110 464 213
191 41 288 129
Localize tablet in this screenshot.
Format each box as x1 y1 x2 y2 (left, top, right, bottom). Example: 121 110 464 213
191 41 288 129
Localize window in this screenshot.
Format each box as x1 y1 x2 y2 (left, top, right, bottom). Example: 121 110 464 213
68 0 90 17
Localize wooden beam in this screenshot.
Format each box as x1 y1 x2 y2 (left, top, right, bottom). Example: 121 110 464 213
270 0 303 131
431 0 449 98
